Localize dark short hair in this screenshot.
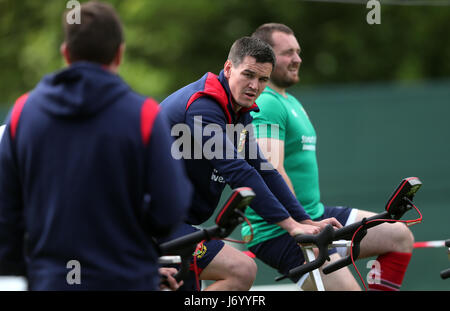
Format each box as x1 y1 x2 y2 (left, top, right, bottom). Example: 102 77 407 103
227 36 275 69
63 1 124 65
252 23 295 48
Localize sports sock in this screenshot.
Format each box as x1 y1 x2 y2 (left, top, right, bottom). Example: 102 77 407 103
368 252 412 291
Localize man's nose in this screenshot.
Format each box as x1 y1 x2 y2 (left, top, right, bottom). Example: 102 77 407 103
249 78 258 90
293 53 302 64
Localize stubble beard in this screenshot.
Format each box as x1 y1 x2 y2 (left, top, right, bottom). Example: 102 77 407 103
271 69 299 89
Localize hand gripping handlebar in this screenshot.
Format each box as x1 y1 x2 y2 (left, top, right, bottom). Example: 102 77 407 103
275 224 335 282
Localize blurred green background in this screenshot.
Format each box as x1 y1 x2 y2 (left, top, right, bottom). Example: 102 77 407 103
1 0 449 290
2 0 450 105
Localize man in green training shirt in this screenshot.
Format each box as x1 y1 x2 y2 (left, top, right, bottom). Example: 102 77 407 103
242 23 415 291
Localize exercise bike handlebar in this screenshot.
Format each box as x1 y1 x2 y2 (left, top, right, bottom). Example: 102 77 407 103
332 211 390 241
274 225 335 281
322 211 391 275
441 239 450 280
159 226 223 255
441 269 450 280
275 177 422 282
159 226 224 283
159 187 255 284
275 211 391 281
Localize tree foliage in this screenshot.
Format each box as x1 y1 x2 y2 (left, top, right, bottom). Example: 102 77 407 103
1 0 449 105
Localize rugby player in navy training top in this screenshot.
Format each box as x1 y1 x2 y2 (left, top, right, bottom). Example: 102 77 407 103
159 36 342 290
0 1 192 291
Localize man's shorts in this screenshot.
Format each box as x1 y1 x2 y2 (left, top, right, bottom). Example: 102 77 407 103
159 223 225 291
248 205 358 283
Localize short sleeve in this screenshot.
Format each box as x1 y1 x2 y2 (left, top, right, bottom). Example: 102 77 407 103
251 91 287 141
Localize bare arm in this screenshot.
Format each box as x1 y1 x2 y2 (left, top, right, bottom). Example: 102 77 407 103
257 137 342 234
256 137 295 195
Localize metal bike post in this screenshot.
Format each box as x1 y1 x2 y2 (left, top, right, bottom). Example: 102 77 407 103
299 240 351 291
301 245 325 291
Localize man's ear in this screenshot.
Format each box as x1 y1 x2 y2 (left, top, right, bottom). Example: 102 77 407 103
60 42 71 65
113 43 126 68
223 60 232 79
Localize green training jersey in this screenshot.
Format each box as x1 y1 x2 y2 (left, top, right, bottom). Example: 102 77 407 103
241 86 324 247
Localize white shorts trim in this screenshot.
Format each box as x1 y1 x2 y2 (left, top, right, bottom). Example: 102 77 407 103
336 208 359 257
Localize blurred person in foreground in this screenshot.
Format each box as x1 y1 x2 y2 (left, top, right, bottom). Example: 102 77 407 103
241 23 415 291
159 36 341 291
0 1 191 291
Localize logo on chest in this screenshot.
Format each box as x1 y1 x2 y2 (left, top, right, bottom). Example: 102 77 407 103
301 135 316 151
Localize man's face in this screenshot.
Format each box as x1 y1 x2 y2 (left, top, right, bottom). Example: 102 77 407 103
270 31 302 88
224 55 272 111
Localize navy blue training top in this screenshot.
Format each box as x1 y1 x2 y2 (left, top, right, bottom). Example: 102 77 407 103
0 62 192 290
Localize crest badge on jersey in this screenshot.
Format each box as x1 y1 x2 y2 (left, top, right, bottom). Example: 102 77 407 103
193 242 207 259
237 129 247 153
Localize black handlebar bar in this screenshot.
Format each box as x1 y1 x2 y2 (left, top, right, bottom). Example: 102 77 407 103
275 225 335 281
159 227 226 283
441 239 450 280
322 211 393 275
441 269 450 280
275 212 402 282
159 227 224 283
331 211 389 241
159 187 255 285
160 226 223 255
275 177 422 282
